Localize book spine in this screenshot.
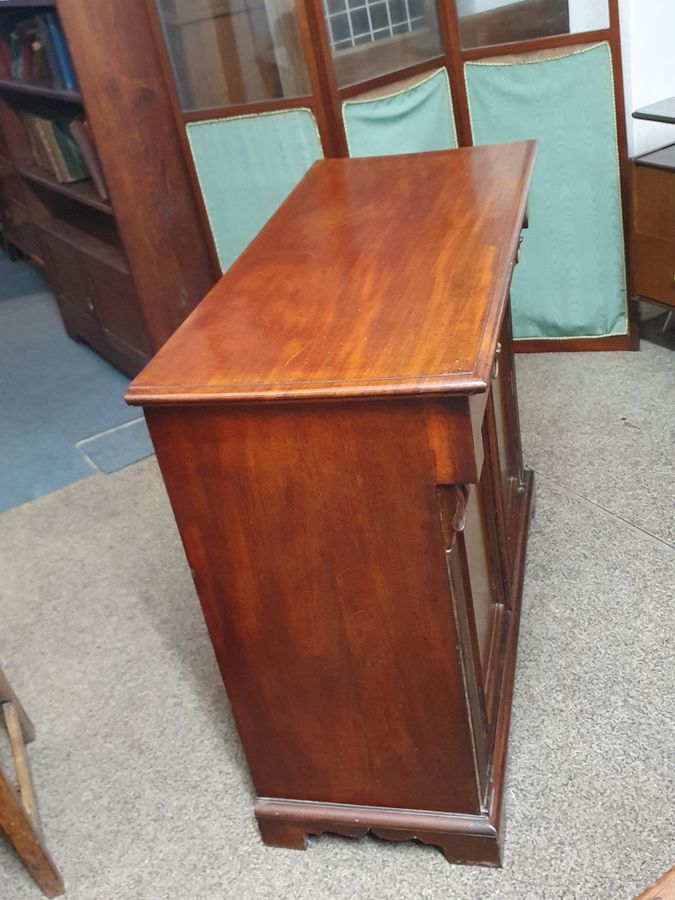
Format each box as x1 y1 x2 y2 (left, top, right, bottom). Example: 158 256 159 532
68 119 109 200
45 14 77 92
34 119 68 182
10 32 22 80
52 120 88 182
35 15 63 90
0 39 11 78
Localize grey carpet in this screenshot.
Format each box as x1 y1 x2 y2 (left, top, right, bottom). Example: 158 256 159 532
0 339 673 899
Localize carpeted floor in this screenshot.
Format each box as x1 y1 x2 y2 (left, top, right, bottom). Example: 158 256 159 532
0 251 153 513
0 334 673 899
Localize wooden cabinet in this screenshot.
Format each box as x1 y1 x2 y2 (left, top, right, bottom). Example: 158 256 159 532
40 221 151 372
632 147 675 312
127 145 536 867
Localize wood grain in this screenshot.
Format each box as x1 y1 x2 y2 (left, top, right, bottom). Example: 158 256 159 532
128 143 535 406
637 866 675 900
632 158 675 311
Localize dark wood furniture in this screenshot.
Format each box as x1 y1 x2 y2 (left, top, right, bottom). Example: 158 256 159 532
0 666 63 898
631 98 675 315
0 0 215 376
147 0 635 352
128 143 536 867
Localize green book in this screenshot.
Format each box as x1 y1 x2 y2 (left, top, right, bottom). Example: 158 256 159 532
10 31 22 79
51 119 88 182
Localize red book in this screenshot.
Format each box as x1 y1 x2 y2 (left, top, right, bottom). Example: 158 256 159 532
0 40 10 77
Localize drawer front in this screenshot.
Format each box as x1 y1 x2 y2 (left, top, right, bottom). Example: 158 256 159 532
40 231 95 319
633 165 675 242
487 307 525 587
633 233 675 309
85 258 151 356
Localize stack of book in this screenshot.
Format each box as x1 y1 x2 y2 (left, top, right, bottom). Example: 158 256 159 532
21 112 109 200
0 13 78 92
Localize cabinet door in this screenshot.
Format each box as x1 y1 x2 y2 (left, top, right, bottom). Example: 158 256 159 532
488 307 525 586
439 453 507 791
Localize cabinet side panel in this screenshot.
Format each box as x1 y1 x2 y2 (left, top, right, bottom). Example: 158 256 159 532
146 401 480 814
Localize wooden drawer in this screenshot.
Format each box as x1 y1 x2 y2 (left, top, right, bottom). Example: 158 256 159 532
633 164 675 242
632 232 675 309
85 256 151 358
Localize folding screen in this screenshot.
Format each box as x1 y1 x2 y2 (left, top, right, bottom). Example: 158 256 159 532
186 110 323 272
465 43 628 342
150 0 633 350
342 69 457 158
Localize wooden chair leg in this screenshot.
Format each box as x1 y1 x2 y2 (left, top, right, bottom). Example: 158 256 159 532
0 761 64 898
0 668 63 897
0 667 35 743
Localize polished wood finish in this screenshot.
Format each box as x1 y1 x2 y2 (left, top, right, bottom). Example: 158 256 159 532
606 0 638 351
128 147 535 867
632 151 675 312
0 667 64 898
128 143 535 404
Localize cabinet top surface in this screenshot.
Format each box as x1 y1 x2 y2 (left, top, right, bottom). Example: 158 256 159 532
128 142 535 406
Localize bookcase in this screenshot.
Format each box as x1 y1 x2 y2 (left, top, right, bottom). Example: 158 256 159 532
0 0 215 376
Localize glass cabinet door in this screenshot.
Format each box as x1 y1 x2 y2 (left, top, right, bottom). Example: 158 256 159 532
456 0 609 50
155 0 311 110
322 0 443 88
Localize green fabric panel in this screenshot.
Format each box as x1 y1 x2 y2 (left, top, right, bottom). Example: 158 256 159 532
466 44 627 341
343 69 458 158
187 109 323 272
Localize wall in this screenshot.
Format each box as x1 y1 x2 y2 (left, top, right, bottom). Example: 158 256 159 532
568 0 607 33
619 0 675 157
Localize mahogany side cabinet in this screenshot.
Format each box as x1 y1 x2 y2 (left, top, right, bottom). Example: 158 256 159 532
127 143 537 867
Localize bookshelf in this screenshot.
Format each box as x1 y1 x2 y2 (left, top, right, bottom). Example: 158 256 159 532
0 0 215 376
0 77 80 101
17 163 113 214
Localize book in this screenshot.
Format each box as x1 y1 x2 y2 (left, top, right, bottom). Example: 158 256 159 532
20 113 45 169
69 119 109 200
52 120 88 182
32 40 50 86
45 14 77 92
33 117 68 181
10 30 22 79
22 112 90 184
0 37 10 78
35 14 63 90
